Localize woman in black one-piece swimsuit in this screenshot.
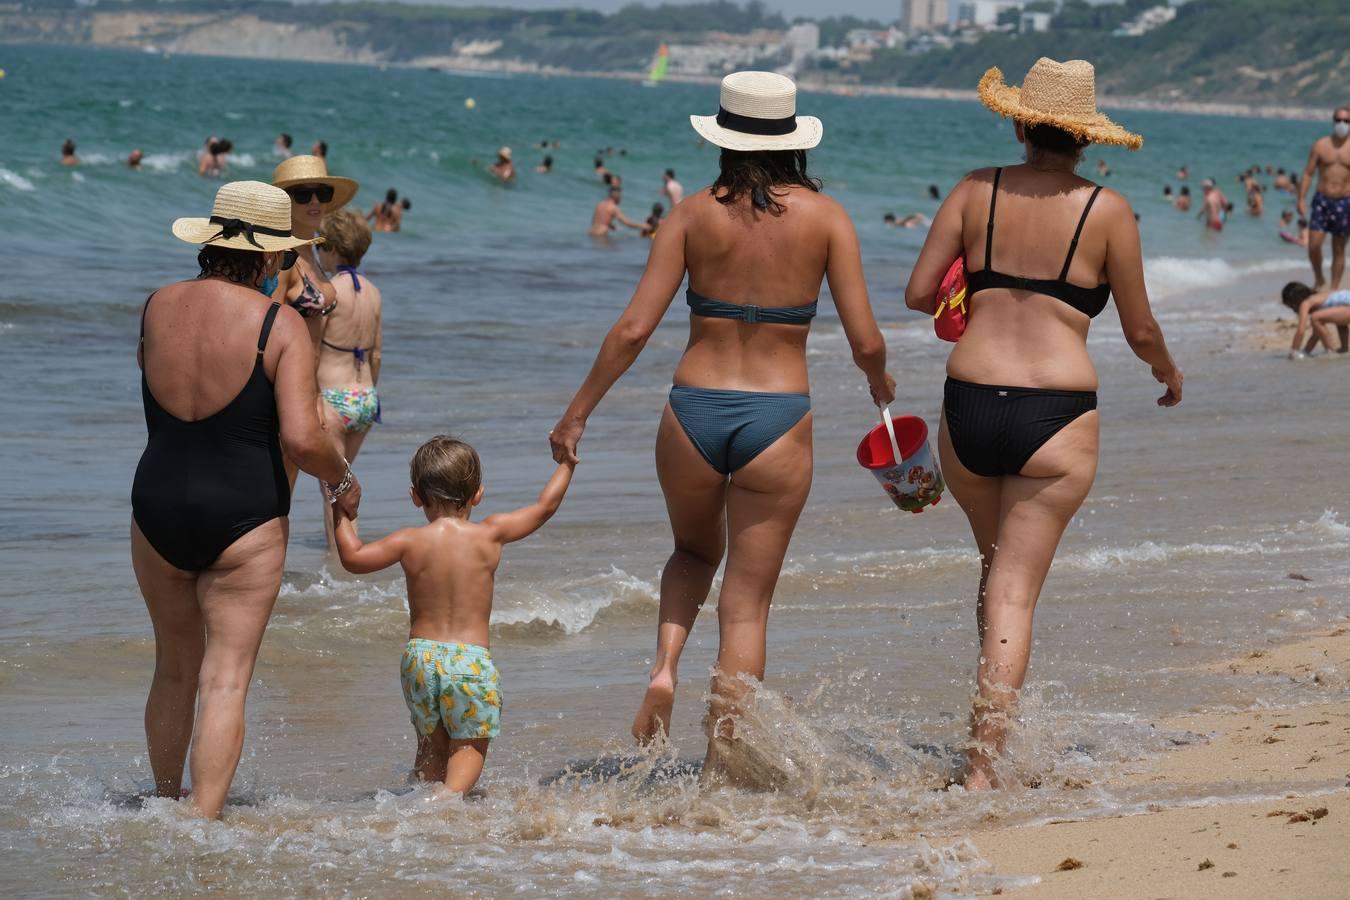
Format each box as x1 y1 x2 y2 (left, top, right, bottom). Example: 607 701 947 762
904 60 1183 790
132 182 360 819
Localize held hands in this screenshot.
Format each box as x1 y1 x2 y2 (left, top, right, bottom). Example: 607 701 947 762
1153 365 1183 407
869 372 897 408
549 414 585 465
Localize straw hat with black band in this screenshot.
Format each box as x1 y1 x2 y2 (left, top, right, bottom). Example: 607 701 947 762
690 71 822 152
172 181 319 252
978 58 1142 151
271 154 359 209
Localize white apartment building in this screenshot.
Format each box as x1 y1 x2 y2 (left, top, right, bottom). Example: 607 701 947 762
956 0 1022 29
784 22 820 64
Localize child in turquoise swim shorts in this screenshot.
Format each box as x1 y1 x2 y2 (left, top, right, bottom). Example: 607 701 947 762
334 435 575 794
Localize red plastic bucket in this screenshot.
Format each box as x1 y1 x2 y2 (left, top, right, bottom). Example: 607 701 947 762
856 408 944 513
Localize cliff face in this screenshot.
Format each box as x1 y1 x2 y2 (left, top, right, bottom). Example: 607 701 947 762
84 11 381 64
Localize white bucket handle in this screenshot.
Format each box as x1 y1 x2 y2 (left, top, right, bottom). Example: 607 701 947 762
880 406 904 468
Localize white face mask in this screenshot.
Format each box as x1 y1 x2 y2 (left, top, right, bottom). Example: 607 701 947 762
1334 121 1350 139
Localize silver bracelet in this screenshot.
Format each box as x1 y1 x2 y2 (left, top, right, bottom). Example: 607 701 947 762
325 460 354 504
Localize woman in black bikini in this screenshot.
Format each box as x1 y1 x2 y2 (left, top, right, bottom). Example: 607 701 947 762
905 59 1183 790
132 182 360 818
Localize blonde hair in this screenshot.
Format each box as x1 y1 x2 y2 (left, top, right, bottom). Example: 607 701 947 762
410 436 482 508
319 207 372 266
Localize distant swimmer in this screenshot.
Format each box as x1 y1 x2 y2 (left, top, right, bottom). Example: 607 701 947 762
487 146 516 182
312 140 328 159
603 172 623 189
275 132 293 159
927 184 940 200
367 188 403 232
1274 169 1294 192
642 202 664 238
1246 180 1264 217
883 212 929 229
1174 184 1191 212
1297 106 1350 290
1096 158 1111 177
1176 164 1189 180
661 169 684 206
589 186 643 237
1280 210 1309 246
1199 178 1228 231
536 154 553 174
594 158 609 181
127 148 143 170
198 139 232 177
60 138 79 166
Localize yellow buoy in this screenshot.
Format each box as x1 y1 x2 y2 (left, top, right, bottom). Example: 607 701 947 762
464 97 476 110
0 69 7 80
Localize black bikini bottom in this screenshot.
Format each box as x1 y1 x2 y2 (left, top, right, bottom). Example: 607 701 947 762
943 377 1097 477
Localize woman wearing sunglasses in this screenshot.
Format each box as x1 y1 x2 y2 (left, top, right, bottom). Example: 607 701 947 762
133 181 361 819
270 155 360 353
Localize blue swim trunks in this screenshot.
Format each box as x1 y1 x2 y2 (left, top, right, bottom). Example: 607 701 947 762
1322 290 1350 309
1309 193 1350 236
400 639 502 740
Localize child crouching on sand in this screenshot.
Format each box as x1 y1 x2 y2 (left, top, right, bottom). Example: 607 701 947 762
334 435 575 794
1281 281 1350 359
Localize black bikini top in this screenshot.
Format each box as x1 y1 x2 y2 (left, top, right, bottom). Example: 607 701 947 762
965 167 1111 319
686 288 817 325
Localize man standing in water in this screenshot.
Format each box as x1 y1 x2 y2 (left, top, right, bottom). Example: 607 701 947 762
1297 107 1350 290
60 139 79 166
1200 178 1228 231
589 187 643 237
488 147 516 182
661 169 684 206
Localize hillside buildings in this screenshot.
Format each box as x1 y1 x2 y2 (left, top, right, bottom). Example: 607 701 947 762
901 0 949 33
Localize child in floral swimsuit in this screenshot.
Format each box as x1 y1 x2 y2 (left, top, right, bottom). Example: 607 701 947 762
334 436 574 794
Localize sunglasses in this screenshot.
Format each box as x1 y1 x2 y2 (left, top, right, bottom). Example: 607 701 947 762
1336 117 1350 124
286 184 335 204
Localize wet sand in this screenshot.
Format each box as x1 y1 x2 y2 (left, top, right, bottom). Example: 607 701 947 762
968 625 1350 897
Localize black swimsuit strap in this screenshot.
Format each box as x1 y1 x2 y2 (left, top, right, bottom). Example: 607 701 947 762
257 302 281 356
1059 186 1104 281
985 167 1003 272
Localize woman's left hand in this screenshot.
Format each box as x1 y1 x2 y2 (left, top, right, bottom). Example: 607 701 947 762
550 414 586 465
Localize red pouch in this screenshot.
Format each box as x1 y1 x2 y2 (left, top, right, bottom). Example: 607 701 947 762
933 257 967 342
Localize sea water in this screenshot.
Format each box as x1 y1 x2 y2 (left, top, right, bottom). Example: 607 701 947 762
1 44 1347 896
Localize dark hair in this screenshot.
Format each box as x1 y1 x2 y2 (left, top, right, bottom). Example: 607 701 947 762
712 149 821 215
665 168 675 178
927 184 940 199
1180 186 1190 196
651 203 663 215
883 212 896 222
280 133 293 148
61 139 76 156
1024 123 1089 156
197 245 264 285
1281 281 1313 310
401 198 411 210
543 155 553 167
602 173 613 185
315 141 328 156
1163 186 1172 195
410 436 482 508
385 188 398 204
594 158 603 168
210 139 233 155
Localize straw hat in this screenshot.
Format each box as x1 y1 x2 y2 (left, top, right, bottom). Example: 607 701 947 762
690 71 821 152
978 58 1142 150
271 154 359 208
172 181 319 251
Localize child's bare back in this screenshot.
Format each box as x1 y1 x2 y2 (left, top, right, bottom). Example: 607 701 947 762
333 435 574 794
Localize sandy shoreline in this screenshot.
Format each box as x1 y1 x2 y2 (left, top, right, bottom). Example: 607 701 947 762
956 624 1350 897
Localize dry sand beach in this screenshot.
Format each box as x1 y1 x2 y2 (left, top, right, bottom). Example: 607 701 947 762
964 626 1350 898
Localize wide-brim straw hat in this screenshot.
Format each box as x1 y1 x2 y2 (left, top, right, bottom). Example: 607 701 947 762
979 58 1142 150
172 180 320 252
690 71 822 152
271 154 359 209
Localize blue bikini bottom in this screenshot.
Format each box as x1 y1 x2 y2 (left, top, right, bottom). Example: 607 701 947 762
668 385 811 475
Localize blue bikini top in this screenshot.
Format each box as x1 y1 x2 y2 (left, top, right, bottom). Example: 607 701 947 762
686 288 817 325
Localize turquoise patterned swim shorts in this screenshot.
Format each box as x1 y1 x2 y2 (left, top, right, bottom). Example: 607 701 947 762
400 639 501 740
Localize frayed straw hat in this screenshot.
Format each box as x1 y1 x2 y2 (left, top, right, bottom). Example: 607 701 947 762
690 71 821 152
172 181 319 252
271 154 359 208
979 58 1142 150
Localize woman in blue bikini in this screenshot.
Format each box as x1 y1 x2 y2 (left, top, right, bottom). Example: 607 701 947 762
551 72 894 779
316 207 383 548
